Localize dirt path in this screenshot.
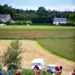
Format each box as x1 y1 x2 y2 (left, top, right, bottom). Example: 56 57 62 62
0 40 75 75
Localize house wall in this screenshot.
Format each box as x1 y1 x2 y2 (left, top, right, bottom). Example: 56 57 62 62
5 15 11 22
53 21 67 25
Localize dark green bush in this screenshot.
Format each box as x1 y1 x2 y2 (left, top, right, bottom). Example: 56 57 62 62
0 20 3 23
6 21 14 25
15 21 23 25
22 69 33 75
8 63 17 70
23 21 26 25
26 21 32 25
60 22 75 26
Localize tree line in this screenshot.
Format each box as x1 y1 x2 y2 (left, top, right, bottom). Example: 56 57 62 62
0 4 75 24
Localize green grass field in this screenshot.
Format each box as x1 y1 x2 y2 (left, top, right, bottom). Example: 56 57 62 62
0 25 75 29
0 26 75 39
0 25 75 61
37 39 75 61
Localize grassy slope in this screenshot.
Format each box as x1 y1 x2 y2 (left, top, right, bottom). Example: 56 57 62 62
0 25 75 61
37 39 75 61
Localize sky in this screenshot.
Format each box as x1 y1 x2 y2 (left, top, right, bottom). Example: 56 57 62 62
0 0 75 11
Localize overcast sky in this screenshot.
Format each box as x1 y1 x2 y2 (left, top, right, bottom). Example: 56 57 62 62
0 0 75 11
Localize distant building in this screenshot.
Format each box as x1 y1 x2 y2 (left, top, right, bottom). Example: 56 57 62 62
53 17 67 25
0 14 14 23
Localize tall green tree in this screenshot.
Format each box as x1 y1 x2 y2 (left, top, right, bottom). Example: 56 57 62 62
0 4 16 19
36 7 49 17
68 13 75 22
2 40 23 69
32 7 53 24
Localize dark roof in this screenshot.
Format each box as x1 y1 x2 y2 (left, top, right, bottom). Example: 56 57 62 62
54 18 67 22
0 14 10 19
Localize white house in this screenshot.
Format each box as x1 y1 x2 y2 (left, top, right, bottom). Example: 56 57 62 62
0 14 14 23
53 17 67 25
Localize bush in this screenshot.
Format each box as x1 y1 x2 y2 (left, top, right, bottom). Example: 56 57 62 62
15 20 32 25
26 21 32 25
6 21 14 25
15 21 23 25
15 21 29 25
66 22 75 26
0 20 3 23
8 63 17 70
22 69 33 75
21 69 51 75
60 22 75 26
23 21 26 25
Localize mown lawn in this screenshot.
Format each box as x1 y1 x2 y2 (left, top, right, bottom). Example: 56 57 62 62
0 25 75 61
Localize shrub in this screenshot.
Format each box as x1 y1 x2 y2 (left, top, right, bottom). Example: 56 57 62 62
6 21 14 25
60 22 75 26
15 21 23 25
22 69 33 75
23 21 26 25
0 20 3 23
26 21 32 25
21 69 51 75
2 40 23 70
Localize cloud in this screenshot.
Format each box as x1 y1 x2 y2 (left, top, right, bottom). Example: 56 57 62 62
70 6 75 11
71 6 75 9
